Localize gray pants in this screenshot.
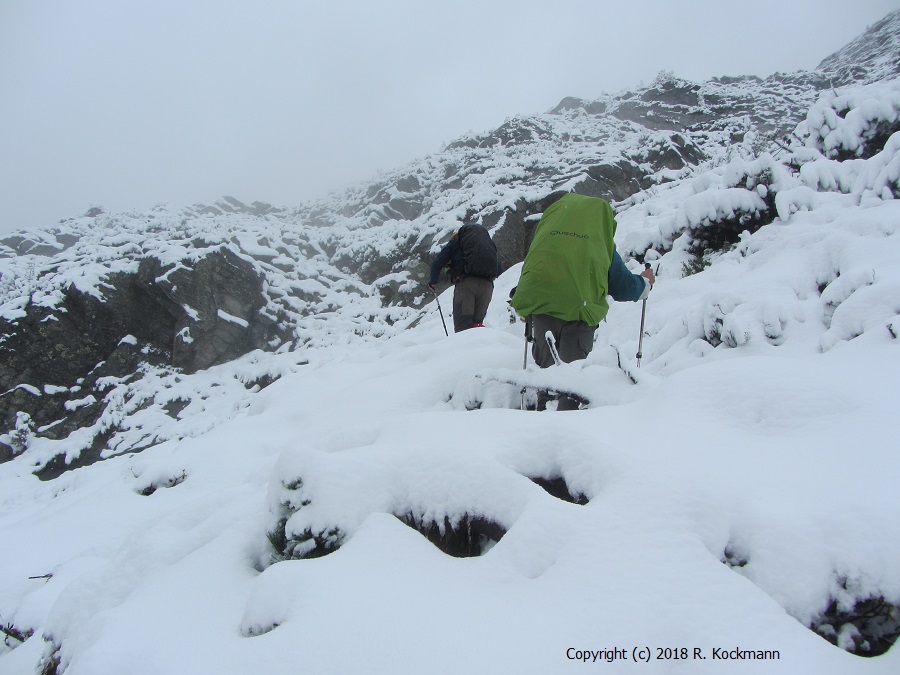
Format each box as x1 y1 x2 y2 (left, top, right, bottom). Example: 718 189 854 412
530 313 596 411
453 276 494 332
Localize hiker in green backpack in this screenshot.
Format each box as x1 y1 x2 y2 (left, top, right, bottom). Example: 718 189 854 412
428 223 501 333
510 193 655 410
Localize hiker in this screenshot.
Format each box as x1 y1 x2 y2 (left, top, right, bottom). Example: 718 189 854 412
428 223 500 333
510 193 655 410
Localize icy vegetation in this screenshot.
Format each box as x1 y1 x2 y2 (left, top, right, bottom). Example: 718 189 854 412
2 13 900 674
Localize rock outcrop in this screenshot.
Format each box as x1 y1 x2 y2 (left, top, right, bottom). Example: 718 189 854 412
0 247 289 472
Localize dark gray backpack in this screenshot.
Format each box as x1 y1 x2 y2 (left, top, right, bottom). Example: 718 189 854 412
457 224 498 279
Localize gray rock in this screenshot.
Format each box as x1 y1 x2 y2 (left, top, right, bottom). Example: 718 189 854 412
0 248 288 472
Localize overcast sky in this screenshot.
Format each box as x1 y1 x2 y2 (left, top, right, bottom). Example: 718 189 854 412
1 0 897 235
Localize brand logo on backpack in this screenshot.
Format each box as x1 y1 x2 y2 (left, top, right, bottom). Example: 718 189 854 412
457 224 499 280
550 230 589 239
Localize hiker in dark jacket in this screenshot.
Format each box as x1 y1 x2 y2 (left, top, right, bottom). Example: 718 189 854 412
428 224 499 332
510 193 655 409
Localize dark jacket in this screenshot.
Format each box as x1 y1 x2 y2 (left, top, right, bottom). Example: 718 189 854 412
429 232 501 286
429 235 463 286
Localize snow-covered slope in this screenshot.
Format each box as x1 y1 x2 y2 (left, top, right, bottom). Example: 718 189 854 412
2 13 900 675
817 9 900 85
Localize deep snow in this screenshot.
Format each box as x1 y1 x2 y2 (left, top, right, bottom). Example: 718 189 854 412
2 294 899 673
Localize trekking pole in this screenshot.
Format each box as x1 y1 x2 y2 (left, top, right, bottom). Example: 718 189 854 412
432 289 449 336
521 317 532 410
523 317 532 368
636 263 651 367
545 331 563 367
522 340 528 369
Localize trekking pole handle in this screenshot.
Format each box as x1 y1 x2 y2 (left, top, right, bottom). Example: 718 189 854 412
640 261 657 291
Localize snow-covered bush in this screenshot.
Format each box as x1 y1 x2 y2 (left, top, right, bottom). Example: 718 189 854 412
0 619 33 653
812 589 900 657
679 156 792 260
267 477 346 562
618 154 791 271
798 79 900 160
0 411 33 458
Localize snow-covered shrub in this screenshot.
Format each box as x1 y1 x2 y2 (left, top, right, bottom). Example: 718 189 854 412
268 475 509 562
811 588 900 657
681 158 785 258
267 516 345 562
618 153 795 266
267 478 346 562
0 412 34 460
798 79 900 160
697 297 751 348
794 133 900 201
136 471 186 496
623 81 899 278
819 268 875 331
789 79 900 202
396 512 506 558
528 475 588 505
681 252 711 277
1 620 33 653
36 644 62 675
721 543 749 570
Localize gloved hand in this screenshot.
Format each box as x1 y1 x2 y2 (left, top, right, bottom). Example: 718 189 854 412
427 283 436 293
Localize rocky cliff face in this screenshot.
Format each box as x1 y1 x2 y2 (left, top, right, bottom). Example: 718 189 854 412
0 247 291 475
1 11 898 474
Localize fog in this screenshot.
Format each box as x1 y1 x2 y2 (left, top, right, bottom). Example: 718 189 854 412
0 0 896 234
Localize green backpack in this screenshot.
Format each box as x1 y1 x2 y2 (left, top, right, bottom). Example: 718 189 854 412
510 194 616 325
